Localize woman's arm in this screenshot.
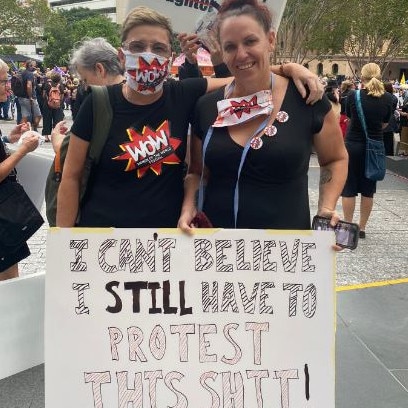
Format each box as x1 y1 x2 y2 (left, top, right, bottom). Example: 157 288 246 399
178 134 208 233
205 62 324 103
0 131 39 182
56 133 89 227
271 63 324 104
313 109 348 218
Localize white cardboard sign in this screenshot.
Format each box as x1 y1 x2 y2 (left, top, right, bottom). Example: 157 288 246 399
45 228 335 408
122 0 287 32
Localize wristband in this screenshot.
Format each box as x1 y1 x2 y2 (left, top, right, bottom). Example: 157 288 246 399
1 135 9 143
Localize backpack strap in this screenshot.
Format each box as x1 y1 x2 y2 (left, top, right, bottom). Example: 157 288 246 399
88 85 113 164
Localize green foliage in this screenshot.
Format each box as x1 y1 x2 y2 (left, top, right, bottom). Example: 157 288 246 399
0 45 17 55
60 7 100 24
43 11 73 68
43 9 120 67
0 0 50 42
72 16 121 47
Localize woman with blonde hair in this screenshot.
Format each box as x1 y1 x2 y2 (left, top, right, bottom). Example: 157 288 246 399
341 63 393 238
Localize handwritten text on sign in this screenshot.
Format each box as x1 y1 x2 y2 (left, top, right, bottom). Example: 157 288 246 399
45 228 335 408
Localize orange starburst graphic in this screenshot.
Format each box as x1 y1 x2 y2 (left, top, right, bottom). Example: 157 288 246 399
113 120 181 178
127 55 169 93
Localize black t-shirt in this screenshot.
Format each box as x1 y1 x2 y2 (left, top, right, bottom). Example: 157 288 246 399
71 79 207 227
345 89 393 142
21 69 36 99
193 80 331 229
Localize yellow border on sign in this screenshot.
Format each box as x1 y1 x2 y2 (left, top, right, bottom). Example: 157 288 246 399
336 277 408 292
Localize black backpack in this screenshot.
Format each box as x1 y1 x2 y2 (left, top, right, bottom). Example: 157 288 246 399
10 71 25 97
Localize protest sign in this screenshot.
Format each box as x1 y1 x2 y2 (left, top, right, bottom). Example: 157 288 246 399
118 0 287 33
45 228 335 408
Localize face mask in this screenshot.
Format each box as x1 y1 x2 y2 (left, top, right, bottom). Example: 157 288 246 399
123 51 171 95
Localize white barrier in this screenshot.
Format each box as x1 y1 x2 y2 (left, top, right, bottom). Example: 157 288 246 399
0 272 45 380
13 148 54 212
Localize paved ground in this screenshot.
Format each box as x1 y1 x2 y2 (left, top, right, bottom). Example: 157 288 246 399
1 115 408 407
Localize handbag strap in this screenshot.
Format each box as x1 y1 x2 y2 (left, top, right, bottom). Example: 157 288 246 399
355 90 369 140
198 118 268 228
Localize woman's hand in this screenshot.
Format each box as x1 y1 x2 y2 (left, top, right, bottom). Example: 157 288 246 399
7 123 30 144
18 132 40 155
51 120 69 154
177 33 200 64
177 206 198 235
316 208 344 251
281 63 324 105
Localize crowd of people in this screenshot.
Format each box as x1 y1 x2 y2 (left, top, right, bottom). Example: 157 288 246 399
0 0 403 281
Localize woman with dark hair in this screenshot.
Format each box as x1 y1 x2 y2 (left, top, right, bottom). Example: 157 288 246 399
42 71 65 141
339 80 355 137
56 5 325 228
341 63 393 238
383 81 399 156
178 0 348 234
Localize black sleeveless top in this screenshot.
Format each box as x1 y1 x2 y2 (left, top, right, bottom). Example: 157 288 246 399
193 80 331 229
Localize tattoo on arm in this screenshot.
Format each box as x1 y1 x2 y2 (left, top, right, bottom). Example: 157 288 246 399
320 168 332 185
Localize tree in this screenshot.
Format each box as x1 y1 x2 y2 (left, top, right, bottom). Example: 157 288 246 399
334 1 408 74
72 16 121 48
43 8 120 67
277 0 408 77
276 0 343 64
0 45 17 55
0 0 50 44
43 11 73 67
60 7 100 24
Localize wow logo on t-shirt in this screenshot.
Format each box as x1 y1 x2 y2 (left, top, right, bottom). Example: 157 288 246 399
113 120 181 178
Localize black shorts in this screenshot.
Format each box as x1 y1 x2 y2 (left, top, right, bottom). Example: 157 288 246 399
0 243 30 273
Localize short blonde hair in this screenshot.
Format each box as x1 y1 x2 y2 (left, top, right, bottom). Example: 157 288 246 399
121 6 173 44
361 63 384 98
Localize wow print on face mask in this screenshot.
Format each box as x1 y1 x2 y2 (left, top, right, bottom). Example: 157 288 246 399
123 51 171 95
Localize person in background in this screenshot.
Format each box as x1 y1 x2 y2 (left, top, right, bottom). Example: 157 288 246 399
339 80 355 138
70 37 125 120
341 63 393 239
56 5 325 229
178 0 348 238
19 60 42 131
382 82 399 156
0 74 12 121
42 71 65 142
398 88 408 156
0 58 40 281
51 37 126 153
325 79 341 120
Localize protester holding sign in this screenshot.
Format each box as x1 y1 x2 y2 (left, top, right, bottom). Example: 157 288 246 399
56 5 324 228
178 0 348 232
